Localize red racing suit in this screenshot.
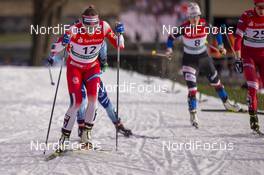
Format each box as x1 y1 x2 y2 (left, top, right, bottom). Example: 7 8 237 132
51 19 124 132
234 9 264 113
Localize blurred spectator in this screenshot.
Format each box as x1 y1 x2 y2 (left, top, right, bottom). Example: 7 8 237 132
120 0 188 43
135 31 144 52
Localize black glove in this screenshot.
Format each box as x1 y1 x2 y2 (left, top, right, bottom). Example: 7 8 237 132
100 61 108 72
234 59 243 73
99 56 108 72
47 56 54 66
115 22 125 34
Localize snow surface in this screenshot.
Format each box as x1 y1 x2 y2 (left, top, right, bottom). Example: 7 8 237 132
0 66 264 175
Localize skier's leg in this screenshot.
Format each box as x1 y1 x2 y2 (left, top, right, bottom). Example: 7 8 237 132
207 69 228 102
182 65 198 127
182 66 198 112
98 80 132 136
76 83 87 137
257 55 264 93
98 80 117 122
58 61 83 151
62 65 83 133
201 56 228 101
85 77 99 124
244 57 260 131
202 56 241 111
81 64 101 144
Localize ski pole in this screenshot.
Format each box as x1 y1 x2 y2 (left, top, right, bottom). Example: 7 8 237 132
116 33 121 151
221 24 237 58
44 49 67 155
151 50 172 60
48 65 55 86
205 41 220 52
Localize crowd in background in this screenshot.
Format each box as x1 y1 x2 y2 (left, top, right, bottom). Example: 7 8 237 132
120 0 189 43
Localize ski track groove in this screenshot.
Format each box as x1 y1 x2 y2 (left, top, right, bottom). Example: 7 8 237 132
169 129 201 175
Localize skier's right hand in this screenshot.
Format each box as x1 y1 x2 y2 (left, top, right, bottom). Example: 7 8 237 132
47 55 54 66
234 59 243 73
115 22 125 34
165 48 173 58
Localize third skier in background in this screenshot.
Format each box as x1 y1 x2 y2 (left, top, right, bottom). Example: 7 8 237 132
234 0 264 133
166 2 241 128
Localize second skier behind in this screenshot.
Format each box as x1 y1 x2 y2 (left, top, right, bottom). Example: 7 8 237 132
166 2 241 128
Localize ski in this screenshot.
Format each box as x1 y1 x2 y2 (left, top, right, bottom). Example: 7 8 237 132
252 130 264 137
45 149 69 161
45 145 111 161
117 129 133 138
201 108 264 115
115 133 160 139
162 89 181 94
198 99 208 103
131 133 160 139
201 108 247 113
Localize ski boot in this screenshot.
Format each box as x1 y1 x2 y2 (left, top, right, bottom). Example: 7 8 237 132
189 110 199 129
188 95 198 128
114 119 132 137
250 114 260 132
80 123 93 149
77 119 85 138
223 99 241 112
56 129 71 153
216 87 241 112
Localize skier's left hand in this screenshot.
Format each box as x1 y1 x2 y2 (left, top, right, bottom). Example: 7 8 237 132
219 48 227 55
100 62 108 72
47 55 54 66
165 48 173 57
62 34 70 46
115 22 125 34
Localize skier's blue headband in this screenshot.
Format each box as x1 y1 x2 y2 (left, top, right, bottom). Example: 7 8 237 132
82 15 99 25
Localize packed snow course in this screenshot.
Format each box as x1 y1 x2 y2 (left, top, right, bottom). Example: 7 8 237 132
0 66 264 175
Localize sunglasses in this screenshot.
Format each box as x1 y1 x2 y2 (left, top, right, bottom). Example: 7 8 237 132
82 15 99 26
189 16 200 19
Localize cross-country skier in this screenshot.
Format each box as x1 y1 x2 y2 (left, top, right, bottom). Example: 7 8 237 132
234 0 264 133
48 5 125 152
77 41 132 137
166 2 241 128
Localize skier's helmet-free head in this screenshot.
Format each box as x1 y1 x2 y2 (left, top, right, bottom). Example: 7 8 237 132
187 2 201 25
254 0 264 16
82 5 99 31
187 2 201 18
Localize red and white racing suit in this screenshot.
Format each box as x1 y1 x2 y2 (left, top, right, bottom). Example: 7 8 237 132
51 20 124 132
234 9 264 114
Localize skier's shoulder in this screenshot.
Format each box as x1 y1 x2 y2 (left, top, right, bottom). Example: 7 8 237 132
101 20 111 29
240 8 255 20
244 8 255 16
100 20 113 35
199 18 207 26
71 19 83 28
